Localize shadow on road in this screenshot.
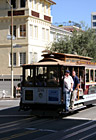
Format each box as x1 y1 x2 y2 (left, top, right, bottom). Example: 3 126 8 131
0 106 32 124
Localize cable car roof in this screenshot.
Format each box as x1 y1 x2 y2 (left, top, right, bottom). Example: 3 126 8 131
22 53 95 68
22 58 85 67
42 52 92 61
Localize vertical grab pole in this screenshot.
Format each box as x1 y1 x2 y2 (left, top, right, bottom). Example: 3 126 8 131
63 75 66 111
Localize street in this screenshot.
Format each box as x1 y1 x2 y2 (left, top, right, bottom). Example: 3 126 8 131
0 100 96 140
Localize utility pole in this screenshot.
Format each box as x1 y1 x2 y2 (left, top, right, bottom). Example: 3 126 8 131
6 0 14 98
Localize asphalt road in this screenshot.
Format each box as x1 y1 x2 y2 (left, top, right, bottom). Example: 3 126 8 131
0 100 96 140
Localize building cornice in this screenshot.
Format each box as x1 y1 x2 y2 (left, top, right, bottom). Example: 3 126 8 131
51 24 72 34
28 15 51 24
46 0 56 5
0 14 52 24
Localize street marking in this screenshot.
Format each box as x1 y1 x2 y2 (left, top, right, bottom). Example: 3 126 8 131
0 127 20 135
26 128 58 133
26 128 37 131
63 120 96 133
0 117 56 135
0 123 18 131
26 118 57 127
0 117 33 127
39 129 57 133
0 117 36 134
61 120 96 140
0 115 31 117
80 131 96 140
0 130 39 140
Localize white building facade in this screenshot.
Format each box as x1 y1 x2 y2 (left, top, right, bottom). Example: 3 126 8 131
91 12 96 32
0 0 56 97
0 0 72 98
50 25 72 43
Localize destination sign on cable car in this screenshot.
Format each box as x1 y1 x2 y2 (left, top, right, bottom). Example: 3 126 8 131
77 61 96 65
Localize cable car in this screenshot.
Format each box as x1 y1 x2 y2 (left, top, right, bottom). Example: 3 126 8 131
19 52 96 115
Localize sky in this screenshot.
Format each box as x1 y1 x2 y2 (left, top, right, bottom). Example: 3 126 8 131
51 0 96 28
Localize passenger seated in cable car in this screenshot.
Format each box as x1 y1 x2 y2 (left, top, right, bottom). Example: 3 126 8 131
35 74 45 86
47 71 59 86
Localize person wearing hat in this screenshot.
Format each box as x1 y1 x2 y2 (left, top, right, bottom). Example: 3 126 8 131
70 71 80 109
64 70 74 112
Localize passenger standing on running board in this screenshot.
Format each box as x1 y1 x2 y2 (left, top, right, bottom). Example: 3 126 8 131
63 70 74 112
70 71 80 109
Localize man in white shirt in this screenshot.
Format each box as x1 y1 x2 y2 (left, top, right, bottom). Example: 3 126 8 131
64 70 74 112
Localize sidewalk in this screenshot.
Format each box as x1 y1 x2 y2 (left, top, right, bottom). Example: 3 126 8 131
0 98 20 111
0 97 20 100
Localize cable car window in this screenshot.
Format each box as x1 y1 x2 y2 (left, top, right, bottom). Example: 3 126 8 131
24 68 34 87
79 68 84 79
79 68 84 89
90 70 93 82
74 67 79 77
86 69 89 82
66 59 70 62
88 85 96 94
35 67 47 87
47 66 60 87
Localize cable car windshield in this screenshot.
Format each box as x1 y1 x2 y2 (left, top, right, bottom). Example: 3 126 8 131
23 66 60 87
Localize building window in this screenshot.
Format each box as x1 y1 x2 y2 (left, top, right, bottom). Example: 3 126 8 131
10 53 16 66
42 2 44 13
20 0 26 8
30 52 33 64
46 29 49 40
10 25 16 37
33 0 37 10
34 52 38 62
93 15 96 20
20 52 26 65
34 26 38 39
93 22 96 27
11 0 16 8
20 25 26 37
42 28 45 40
30 24 33 37
30 0 32 9
46 4 48 14
56 33 61 40
50 32 55 42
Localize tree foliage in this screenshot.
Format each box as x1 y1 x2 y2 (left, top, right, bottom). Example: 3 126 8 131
50 27 96 61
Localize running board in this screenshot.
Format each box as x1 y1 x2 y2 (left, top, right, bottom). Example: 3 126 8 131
60 104 86 115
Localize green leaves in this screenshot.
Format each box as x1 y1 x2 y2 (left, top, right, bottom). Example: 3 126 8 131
50 27 96 61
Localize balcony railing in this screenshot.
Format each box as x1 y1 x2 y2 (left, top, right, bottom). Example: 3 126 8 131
0 9 52 23
31 10 39 18
8 10 25 16
0 9 29 17
44 15 51 22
